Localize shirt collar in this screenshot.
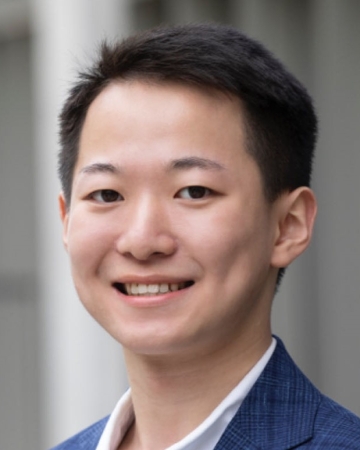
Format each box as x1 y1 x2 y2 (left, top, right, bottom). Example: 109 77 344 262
96 338 276 450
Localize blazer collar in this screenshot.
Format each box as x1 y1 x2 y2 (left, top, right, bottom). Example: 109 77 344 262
214 337 321 450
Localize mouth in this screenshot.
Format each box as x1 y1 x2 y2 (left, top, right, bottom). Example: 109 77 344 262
113 281 194 296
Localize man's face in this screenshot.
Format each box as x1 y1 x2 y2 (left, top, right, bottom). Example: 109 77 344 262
60 81 284 358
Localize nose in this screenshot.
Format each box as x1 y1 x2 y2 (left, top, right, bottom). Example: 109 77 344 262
115 196 177 261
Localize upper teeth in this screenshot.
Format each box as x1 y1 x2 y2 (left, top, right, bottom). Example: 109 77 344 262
125 283 184 296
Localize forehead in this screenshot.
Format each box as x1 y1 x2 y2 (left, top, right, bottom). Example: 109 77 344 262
83 80 243 134
75 80 259 182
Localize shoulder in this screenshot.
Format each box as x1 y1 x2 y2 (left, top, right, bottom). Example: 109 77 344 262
50 416 109 450
308 395 360 448
273 338 360 448
224 337 360 449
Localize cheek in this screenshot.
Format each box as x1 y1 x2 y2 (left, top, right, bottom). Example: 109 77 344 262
192 210 253 261
66 212 114 274
191 206 273 280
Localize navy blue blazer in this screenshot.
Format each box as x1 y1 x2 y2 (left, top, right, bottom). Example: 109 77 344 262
51 338 360 449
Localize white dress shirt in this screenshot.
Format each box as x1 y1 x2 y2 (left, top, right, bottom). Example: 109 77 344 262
96 338 276 450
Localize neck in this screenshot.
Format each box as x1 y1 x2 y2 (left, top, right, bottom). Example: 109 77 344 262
122 331 271 450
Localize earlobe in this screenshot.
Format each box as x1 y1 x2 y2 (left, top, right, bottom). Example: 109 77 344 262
58 192 69 250
271 187 317 268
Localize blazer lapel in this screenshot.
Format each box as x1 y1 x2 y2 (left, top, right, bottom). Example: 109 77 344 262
51 416 109 449
214 337 321 450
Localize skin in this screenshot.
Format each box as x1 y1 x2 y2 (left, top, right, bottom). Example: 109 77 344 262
59 81 317 449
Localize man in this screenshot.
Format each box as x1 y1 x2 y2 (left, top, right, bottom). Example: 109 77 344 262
53 23 360 449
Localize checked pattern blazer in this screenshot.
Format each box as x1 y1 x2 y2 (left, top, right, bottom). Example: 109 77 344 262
51 338 360 449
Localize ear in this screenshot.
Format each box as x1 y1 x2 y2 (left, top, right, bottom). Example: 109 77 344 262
58 192 69 251
271 187 317 268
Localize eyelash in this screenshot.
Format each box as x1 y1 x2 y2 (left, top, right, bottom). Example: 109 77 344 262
176 186 213 200
89 189 123 203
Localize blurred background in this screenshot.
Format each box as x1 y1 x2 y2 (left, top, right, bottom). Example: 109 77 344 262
0 0 359 448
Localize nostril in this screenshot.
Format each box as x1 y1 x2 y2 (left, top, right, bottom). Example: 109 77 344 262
115 232 177 261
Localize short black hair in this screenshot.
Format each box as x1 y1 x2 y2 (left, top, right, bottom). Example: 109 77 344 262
59 23 317 207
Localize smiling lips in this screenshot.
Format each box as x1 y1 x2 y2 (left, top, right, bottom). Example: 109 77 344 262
114 281 194 296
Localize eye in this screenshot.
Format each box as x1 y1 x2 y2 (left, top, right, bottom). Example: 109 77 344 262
176 186 212 200
90 189 123 203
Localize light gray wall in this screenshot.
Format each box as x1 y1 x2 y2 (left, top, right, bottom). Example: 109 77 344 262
0 35 39 449
311 0 360 411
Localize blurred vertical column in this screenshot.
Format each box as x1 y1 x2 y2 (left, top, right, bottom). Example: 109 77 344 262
311 0 360 415
30 0 132 447
162 0 228 22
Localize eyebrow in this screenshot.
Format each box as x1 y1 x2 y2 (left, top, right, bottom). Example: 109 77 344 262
80 162 120 175
79 157 226 176
168 157 226 171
